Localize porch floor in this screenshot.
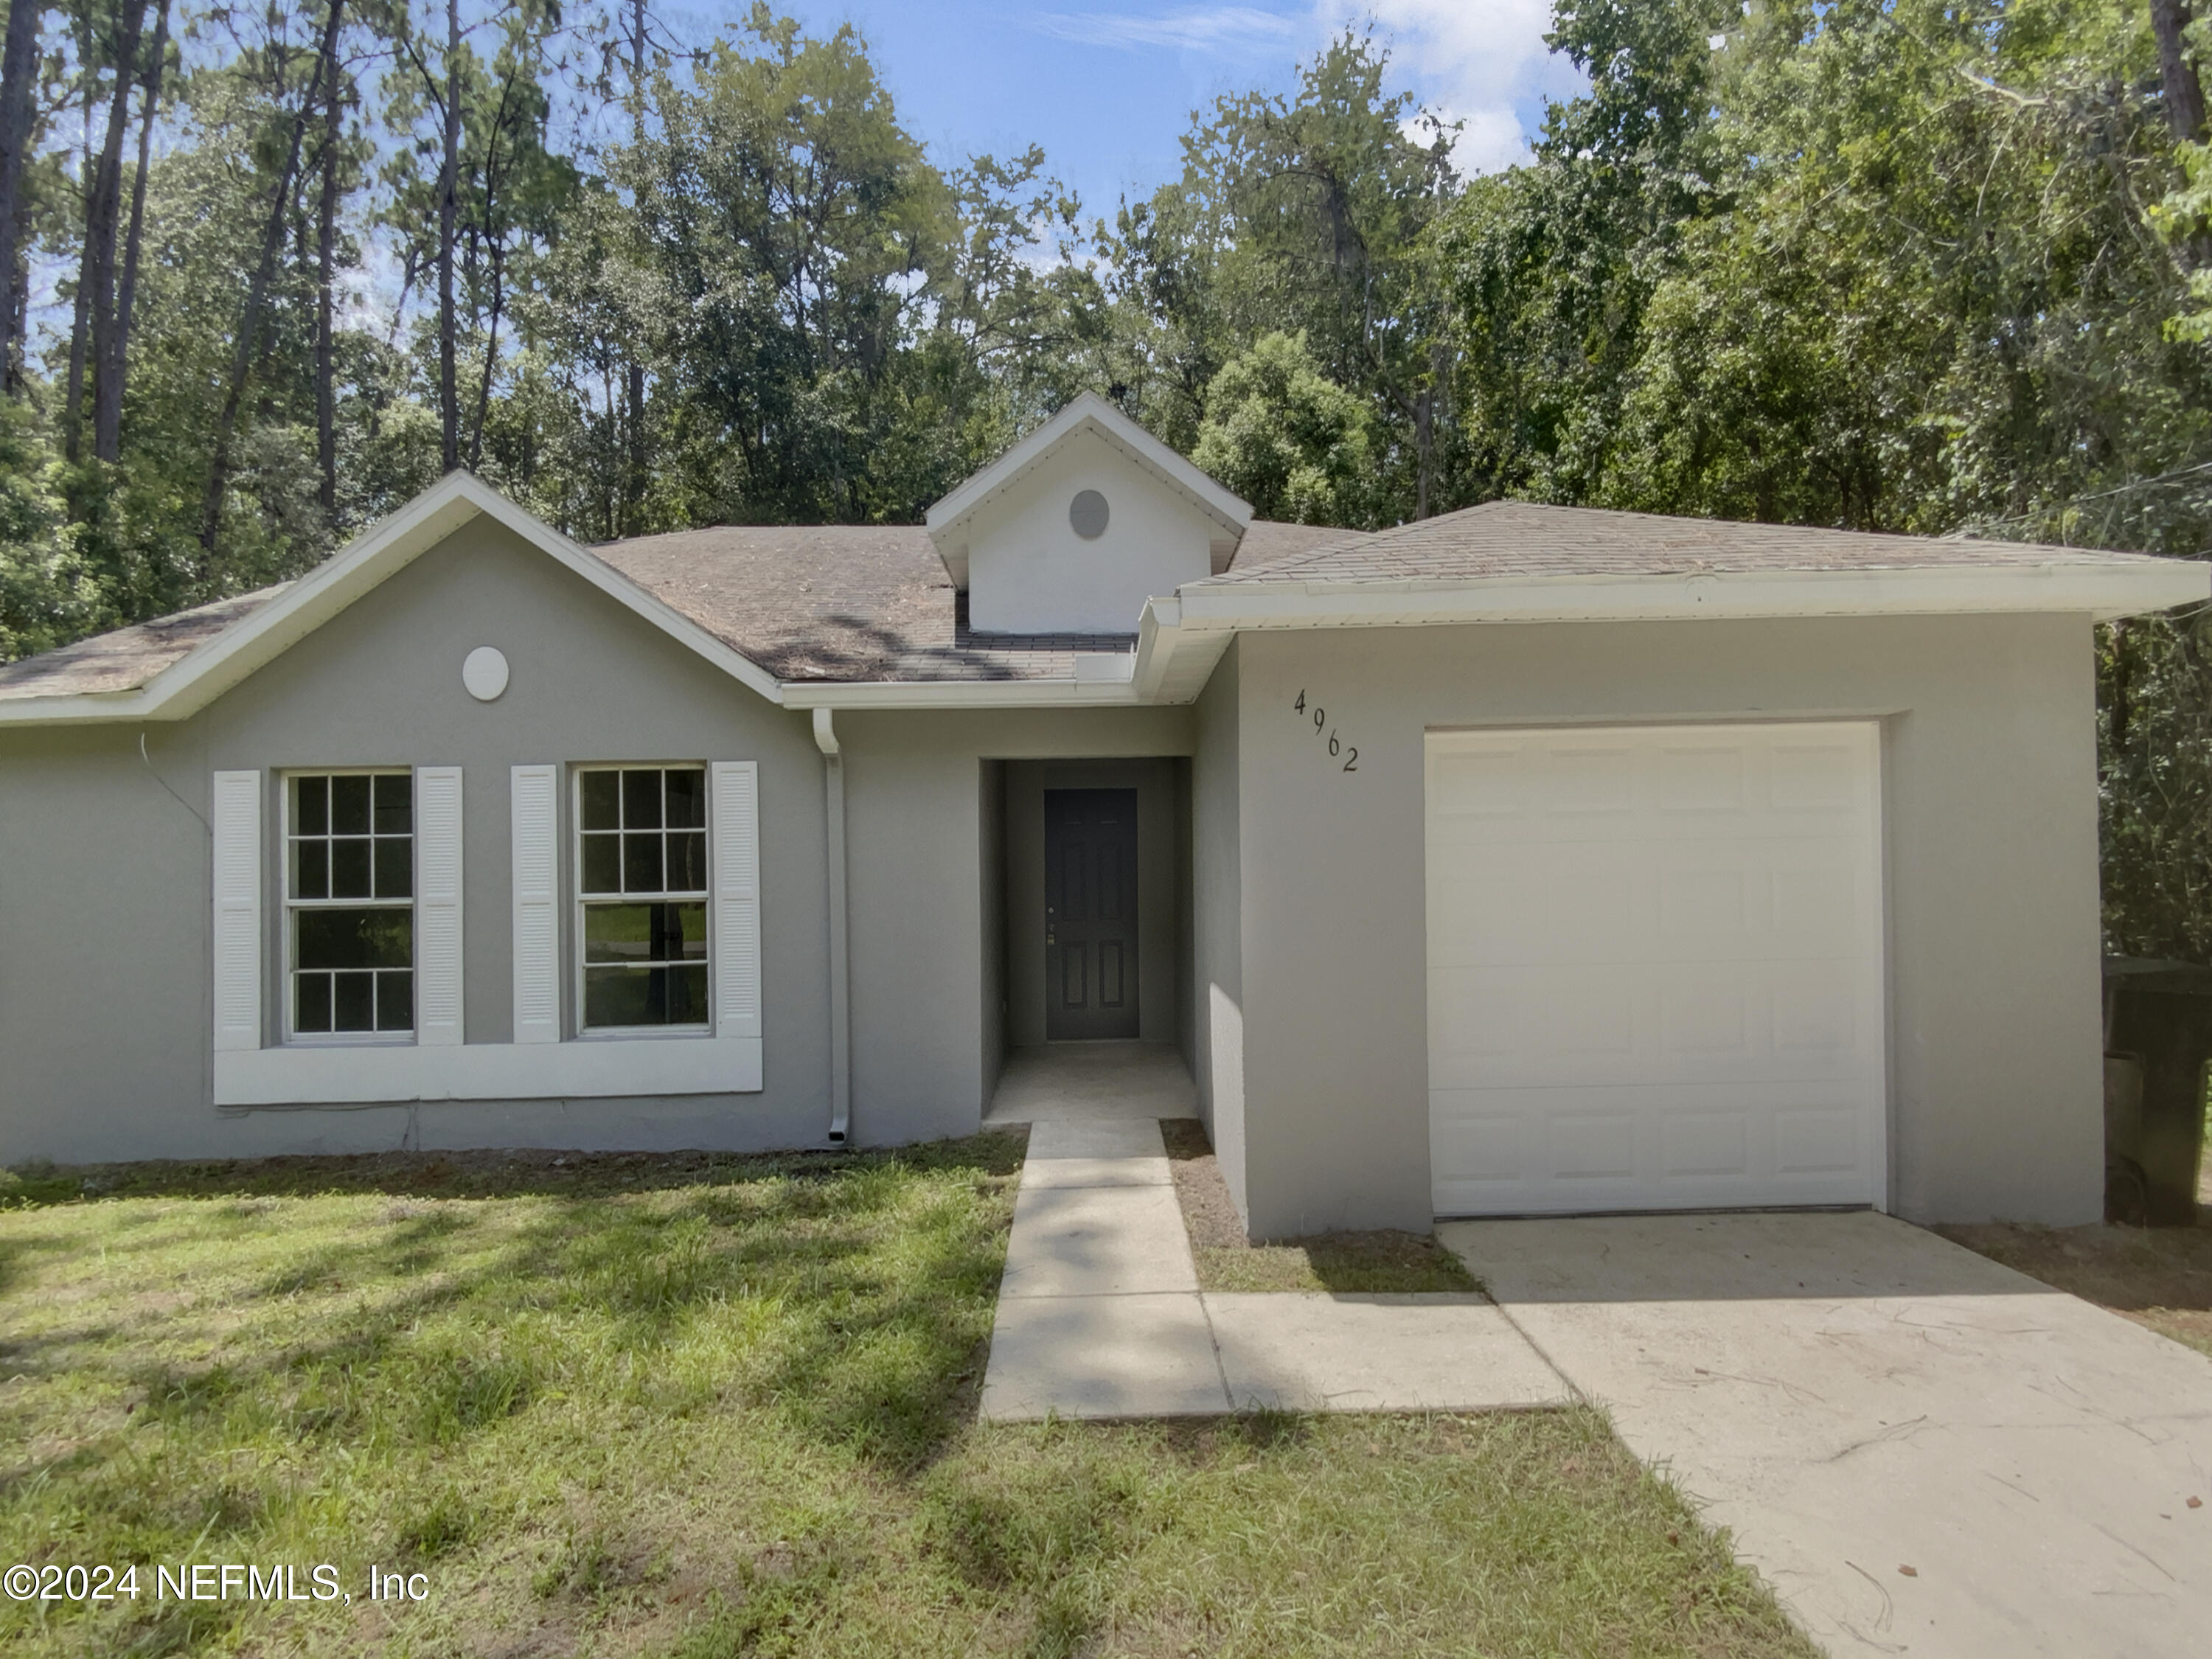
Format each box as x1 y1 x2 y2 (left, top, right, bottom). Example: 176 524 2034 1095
983 1041 1197 1124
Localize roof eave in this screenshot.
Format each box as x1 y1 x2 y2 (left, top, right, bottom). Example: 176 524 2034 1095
779 675 1142 710
1175 561 2210 627
0 472 790 728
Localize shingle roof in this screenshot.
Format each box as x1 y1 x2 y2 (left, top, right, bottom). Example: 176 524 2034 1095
0 519 1368 698
0 586 289 700
593 520 1358 681
594 524 1127 682
1197 499 2177 587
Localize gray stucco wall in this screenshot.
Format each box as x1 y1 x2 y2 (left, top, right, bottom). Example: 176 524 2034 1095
1191 641 1248 1222
0 526 1203 1165
1 519 837 1161
1003 758 1180 1048
829 706 1194 1138
1227 613 2107 1237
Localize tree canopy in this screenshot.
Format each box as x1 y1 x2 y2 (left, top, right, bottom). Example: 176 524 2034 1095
2 0 2211 955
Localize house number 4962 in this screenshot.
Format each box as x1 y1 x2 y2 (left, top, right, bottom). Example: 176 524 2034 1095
1292 689 1357 772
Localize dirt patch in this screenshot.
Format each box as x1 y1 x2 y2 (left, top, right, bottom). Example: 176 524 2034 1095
1937 1218 2212 1360
1159 1119 1480 1294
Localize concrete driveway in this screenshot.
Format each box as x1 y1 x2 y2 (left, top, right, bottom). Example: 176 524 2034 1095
1441 1211 2212 1659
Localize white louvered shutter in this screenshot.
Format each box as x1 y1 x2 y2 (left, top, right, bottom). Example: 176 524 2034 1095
210 770 263 1051
711 761 762 1039
510 765 560 1044
414 766 465 1046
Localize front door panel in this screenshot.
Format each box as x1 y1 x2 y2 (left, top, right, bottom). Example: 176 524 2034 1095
1045 788 1139 1040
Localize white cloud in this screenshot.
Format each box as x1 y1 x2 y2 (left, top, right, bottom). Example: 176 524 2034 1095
1318 0 1573 174
1026 3 1573 174
1029 7 1304 53
1405 105 1532 175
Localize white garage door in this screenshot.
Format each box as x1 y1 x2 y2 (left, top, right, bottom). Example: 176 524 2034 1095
1426 722 1886 1217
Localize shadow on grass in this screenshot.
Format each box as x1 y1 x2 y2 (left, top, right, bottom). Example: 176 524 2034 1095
1 1128 1029 1528
1938 1220 2212 1312
1 1129 1029 1208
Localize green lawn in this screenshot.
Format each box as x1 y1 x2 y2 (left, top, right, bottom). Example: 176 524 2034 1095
0 1138 1815 1658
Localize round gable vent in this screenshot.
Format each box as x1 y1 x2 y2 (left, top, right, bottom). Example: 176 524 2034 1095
463 645 510 701
1069 489 1109 540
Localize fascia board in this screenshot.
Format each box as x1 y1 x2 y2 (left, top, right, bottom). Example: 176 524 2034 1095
136 478 487 720
0 473 788 728
0 688 166 726
1139 628 1232 703
1175 561 2211 628
1134 597 1192 701
779 676 1145 710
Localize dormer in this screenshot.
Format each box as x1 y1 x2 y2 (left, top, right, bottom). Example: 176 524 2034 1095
925 392 1253 634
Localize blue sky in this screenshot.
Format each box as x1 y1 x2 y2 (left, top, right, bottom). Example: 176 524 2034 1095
742 1 1585 224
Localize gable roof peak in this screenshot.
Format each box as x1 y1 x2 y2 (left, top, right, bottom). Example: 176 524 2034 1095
923 392 1252 588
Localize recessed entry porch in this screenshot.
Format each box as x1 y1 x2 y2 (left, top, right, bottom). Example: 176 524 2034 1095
984 1043 1197 1124
978 757 1198 1124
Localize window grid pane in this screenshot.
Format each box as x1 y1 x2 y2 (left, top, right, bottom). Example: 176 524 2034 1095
287 772 414 1037
577 766 710 1029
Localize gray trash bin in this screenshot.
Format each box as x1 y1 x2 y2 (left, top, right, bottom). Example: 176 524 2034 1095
2102 958 2212 1225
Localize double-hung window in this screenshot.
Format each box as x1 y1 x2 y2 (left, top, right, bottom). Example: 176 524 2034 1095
286 771 413 1036
577 765 709 1030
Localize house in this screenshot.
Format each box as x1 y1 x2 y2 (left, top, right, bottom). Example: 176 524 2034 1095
0 394 2201 1234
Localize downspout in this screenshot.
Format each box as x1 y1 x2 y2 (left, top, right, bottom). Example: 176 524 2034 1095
813 708 851 1144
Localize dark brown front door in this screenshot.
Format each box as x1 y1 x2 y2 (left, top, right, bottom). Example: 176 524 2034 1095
1045 788 1138 1040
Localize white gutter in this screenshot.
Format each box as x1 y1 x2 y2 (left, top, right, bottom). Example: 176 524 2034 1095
780 655 1138 710
1171 560 2211 628
6 552 2199 728
813 708 851 1145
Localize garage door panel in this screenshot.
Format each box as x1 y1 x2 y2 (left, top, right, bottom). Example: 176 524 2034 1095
1770 740 1865 810
1432 863 1641 961
1433 1084 1878 1214
1652 741 1748 813
1436 855 1868 966
1427 722 1885 1216
1660 1109 1752 1178
1427 964 1638 1079
1432 969 1874 1090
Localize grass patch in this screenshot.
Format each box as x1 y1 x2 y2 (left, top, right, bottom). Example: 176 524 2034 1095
1938 1219 2212 1360
1161 1118 1481 1294
1 1135 1811 1657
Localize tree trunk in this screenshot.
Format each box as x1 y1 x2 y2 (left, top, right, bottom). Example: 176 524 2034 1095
1413 388 1433 521
63 77 100 460
316 34 341 515
622 0 647 531
97 0 166 463
0 0 40 394
2153 0 2207 143
437 0 461 473
467 246 501 472
198 0 346 551
80 0 153 463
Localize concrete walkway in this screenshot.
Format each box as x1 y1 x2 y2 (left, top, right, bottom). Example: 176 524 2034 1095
983 1043 1197 1124
980 1119 1570 1420
1443 1211 2212 1659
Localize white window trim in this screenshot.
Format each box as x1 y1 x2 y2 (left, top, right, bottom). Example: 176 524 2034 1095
215 1036 763 1105
571 762 714 1038
279 767 417 1045
210 759 765 1105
